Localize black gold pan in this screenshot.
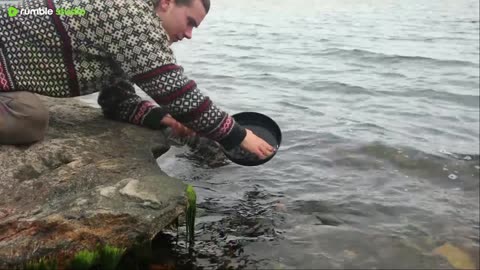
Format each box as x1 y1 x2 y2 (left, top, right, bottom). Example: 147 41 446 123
223 112 282 166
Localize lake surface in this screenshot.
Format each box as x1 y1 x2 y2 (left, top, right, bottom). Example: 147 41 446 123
87 0 480 268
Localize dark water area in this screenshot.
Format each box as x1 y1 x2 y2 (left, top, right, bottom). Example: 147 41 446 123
80 0 480 268
154 141 479 269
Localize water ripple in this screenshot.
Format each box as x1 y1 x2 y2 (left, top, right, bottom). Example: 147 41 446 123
319 48 479 67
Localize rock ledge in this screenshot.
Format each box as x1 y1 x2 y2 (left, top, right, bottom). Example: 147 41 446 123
0 96 185 267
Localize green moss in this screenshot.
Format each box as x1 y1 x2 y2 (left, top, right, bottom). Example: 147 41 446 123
98 245 126 270
25 257 57 270
68 250 99 270
24 245 126 270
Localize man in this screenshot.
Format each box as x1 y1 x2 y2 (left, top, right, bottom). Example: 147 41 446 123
0 0 275 159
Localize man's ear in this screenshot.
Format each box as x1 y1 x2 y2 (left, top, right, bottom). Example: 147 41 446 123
158 0 174 12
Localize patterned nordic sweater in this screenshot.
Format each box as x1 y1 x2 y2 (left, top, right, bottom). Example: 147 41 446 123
0 0 246 149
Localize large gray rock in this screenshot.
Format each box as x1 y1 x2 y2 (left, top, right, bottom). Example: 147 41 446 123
0 96 186 267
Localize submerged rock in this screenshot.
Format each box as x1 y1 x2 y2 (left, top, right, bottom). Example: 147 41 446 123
433 242 477 270
0 96 186 268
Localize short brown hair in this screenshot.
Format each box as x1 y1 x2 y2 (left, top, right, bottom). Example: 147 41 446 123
155 0 210 13
176 0 210 13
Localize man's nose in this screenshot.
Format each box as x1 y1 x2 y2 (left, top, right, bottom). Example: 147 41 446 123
184 28 193 39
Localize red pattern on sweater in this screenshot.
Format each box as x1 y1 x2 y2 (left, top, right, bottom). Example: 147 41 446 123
132 100 155 125
0 63 9 91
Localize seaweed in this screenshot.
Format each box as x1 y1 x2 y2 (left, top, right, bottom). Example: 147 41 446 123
185 184 197 249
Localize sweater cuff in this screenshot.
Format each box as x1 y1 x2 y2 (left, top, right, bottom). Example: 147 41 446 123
142 107 169 130
218 122 247 150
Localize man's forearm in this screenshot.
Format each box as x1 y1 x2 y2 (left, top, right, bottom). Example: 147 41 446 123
97 80 168 129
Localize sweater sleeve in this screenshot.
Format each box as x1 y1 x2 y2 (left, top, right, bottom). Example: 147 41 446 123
131 65 247 150
97 79 169 130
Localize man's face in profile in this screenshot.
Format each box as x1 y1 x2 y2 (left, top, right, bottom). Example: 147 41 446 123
156 0 206 44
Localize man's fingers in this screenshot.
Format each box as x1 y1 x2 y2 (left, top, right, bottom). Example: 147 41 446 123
171 122 195 138
256 151 266 160
259 144 275 159
257 147 271 160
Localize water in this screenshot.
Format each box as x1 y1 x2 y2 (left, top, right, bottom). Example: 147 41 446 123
84 0 480 268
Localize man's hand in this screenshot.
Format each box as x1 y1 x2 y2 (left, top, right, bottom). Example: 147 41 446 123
160 114 196 137
240 129 276 160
